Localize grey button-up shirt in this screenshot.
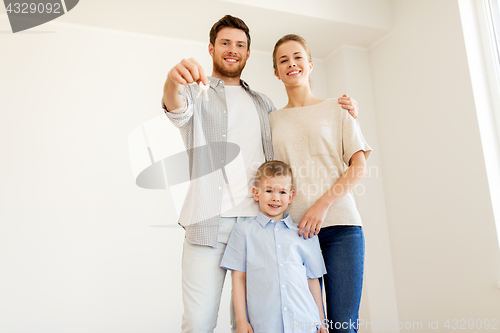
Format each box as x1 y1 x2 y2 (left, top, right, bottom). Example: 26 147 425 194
163 76 275 247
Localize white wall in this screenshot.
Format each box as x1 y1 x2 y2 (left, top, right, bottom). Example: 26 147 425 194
368 0 500 330
220 0 392 30
324 46 399 333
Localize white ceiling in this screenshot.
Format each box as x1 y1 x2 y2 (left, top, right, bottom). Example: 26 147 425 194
2 0 393 59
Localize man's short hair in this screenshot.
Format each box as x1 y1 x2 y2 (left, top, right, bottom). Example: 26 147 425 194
255 160 293 188
209 15 251 50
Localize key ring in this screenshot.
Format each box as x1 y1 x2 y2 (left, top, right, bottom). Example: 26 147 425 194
196 81 209 101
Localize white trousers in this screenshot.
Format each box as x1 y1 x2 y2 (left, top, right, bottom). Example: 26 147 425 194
181 216 254 333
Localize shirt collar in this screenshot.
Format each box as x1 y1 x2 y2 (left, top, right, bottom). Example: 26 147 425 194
240 79 250 89
208 76 250 90
255 211 294 228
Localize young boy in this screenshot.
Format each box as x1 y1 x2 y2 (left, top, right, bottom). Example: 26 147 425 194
220 161 328 333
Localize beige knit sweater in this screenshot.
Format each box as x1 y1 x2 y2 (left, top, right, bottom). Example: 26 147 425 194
269 99 372 228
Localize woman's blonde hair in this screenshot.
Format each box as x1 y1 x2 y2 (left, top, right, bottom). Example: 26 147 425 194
272 34 312 72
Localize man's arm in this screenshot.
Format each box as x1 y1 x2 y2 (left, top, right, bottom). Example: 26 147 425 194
338 94 359 119
163 58 209 113
308 278 328 333
233 271 253 333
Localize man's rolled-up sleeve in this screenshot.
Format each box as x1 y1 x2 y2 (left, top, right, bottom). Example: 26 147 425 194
162 85 195 129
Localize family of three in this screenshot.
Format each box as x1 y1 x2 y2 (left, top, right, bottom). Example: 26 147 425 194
162 15 372 333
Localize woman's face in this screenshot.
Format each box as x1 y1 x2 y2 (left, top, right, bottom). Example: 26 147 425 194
274 41 313 87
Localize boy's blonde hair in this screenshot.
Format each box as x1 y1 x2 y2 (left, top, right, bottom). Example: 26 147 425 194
254 160 293 188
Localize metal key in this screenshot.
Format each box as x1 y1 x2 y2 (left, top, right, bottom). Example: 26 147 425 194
196 81 209 101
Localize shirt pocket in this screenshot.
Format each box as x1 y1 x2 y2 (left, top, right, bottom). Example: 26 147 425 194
309 124 333 156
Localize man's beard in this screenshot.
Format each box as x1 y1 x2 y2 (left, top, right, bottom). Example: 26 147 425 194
213 56 246 78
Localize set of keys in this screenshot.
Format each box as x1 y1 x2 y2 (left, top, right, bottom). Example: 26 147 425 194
195 81 209 101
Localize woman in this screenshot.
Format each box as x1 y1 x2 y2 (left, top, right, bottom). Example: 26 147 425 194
269 34 372 333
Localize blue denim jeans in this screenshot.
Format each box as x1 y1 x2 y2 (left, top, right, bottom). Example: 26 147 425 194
318 226 364 333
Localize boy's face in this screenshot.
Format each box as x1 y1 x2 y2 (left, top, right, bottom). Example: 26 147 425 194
252 176 294 221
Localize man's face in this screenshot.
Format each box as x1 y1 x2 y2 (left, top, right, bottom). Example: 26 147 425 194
209 27 250 79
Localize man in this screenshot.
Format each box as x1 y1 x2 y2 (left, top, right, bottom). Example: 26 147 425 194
162 15 359 333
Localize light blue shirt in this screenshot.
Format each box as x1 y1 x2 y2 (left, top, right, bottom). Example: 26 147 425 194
221 212 327 333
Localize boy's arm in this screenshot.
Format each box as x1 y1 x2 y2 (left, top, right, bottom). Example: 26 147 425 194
308 278 328 332
233 271 253 333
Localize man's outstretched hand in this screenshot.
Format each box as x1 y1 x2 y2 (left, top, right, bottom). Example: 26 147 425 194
167 58 209 86
338 94 358 119
163 58 209 112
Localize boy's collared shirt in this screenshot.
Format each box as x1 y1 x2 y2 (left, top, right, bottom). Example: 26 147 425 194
221 212 327 333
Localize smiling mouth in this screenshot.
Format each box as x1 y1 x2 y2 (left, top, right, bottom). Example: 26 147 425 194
224 57 239 63
287 70 301 75
268 204 281 209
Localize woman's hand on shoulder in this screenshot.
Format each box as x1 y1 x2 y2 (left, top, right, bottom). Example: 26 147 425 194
318 325 329 333
298 199 330 239
338 94 358 119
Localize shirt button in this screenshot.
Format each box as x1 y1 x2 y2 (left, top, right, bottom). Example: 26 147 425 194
218 187 222 190
220 89 224 92
280 264 283 267
222 134 226 138
277 245 281 248
284 307 287 311
221 160 224 163
282 284 285 288
275 228 279 231
223 111 227 114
